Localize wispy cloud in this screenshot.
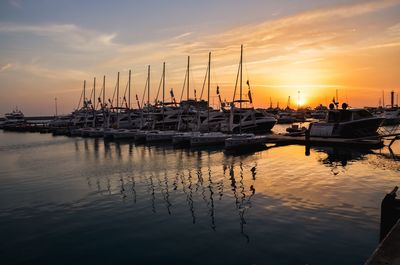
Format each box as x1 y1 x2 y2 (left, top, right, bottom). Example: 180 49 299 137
0 63 13 72
0 23 118 52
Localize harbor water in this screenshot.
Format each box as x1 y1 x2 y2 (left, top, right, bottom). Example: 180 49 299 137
0 128 399 265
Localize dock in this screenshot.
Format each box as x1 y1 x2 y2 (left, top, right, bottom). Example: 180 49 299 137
365 187 400 265
263 134 384 148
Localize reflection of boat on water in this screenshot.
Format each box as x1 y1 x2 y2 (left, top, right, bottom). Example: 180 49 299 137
310 103 383 138
313 146 373 167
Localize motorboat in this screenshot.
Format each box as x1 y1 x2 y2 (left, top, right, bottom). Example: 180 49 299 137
145 130 176 142
172 131 201 146
310 103 384 138
225 133 267 150
222 107 276 134
190 132 230 147
112 128 138 140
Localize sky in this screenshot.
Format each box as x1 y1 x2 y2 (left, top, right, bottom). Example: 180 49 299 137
0 0 399 115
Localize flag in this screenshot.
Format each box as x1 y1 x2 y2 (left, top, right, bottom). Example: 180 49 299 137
246 80 250 87
216 86 220 95
170 88 174 98
136 94 139 100
248 90 253 104
98 97 101 103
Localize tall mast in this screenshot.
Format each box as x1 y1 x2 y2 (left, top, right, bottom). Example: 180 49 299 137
93 77 96 127
162 62 165 129
239 44 243 134
128 70 131 110
187 56 190 100
93 77 96 110
83 80 86 108
117 71 120 119
147 65 150 107
207 52 211 132
102 75 105 108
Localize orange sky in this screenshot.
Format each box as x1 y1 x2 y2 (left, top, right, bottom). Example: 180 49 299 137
0 0 399 115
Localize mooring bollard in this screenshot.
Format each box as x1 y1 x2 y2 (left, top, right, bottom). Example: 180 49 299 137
380 186 400 241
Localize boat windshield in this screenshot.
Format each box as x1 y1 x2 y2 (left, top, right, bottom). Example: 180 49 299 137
327 110 351 122
327 109 372 122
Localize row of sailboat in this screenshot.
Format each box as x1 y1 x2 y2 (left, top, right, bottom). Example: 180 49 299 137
51 45 278 148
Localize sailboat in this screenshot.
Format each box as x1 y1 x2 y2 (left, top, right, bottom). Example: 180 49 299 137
225 45 272 150
190 52 230 147
146 62 177 142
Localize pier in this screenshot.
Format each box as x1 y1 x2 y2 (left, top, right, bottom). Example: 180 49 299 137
365 187 400 265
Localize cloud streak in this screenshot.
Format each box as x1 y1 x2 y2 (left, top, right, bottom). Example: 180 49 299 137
0 23 119 52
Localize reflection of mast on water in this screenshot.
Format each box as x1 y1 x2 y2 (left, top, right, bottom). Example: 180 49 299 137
163 173 172 214
157 171 172 215
207 166 216 231
238 162 250 242
107 177 111 195
180 170 196 224
120 176 127 199
229 162 254 243
131 176 137 203
149 175 156 213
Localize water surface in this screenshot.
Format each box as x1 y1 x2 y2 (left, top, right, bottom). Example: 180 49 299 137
0 128 399 265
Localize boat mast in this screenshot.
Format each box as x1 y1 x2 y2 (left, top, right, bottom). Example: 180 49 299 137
117 72 120 127
187 56 190 100
239 44 243 134
93 77 96 127
207 52 211 132
83 80 86 109
147 65 150 107
128 70 131 110
102 75 105 109
162 62 165 130
93 77 96 110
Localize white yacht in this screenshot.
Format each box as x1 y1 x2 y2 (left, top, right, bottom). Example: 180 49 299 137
4 108 25 125
225 133 267 150
190 132 230 147
221 107 276 134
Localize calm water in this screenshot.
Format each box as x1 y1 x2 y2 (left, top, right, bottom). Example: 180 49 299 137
0 128 399 265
